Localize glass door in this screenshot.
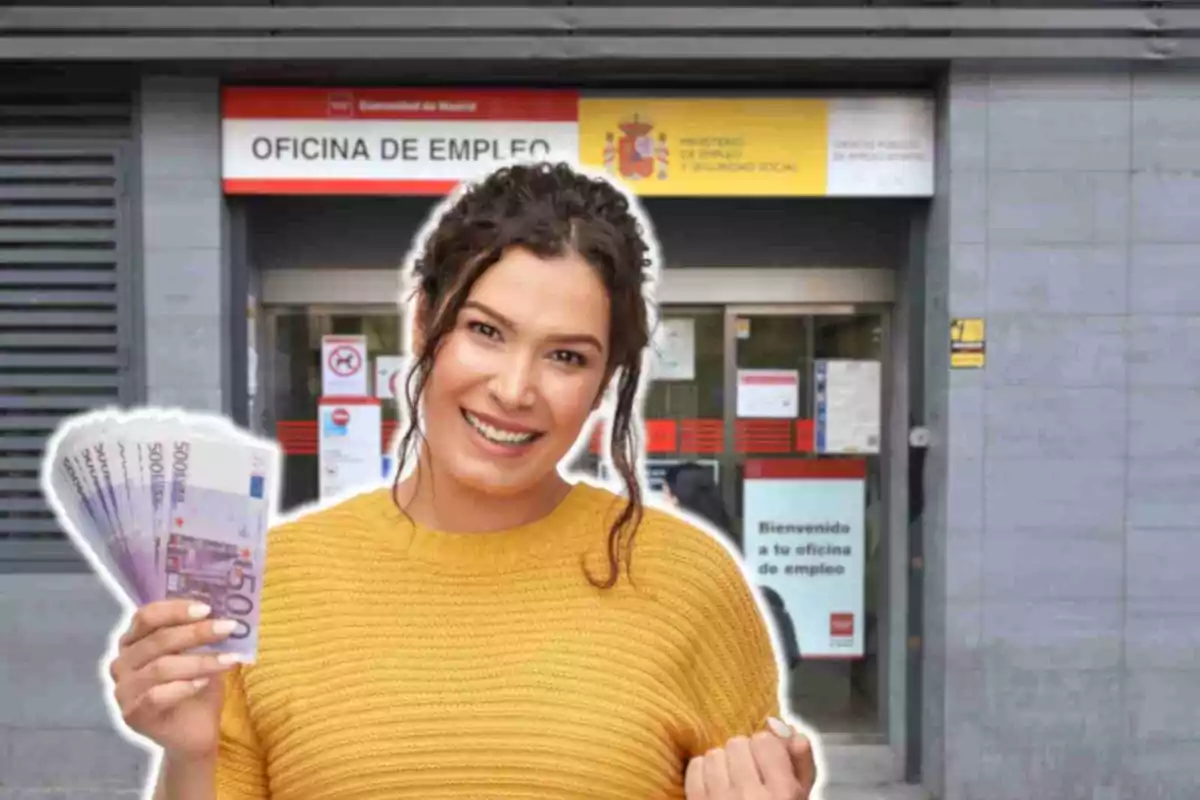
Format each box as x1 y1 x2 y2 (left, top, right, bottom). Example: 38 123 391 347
263 305 403 511
725 305 889 738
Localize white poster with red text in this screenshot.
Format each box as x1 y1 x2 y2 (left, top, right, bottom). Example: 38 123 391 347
374 355 410 401
221 87 580 195
743 459 866 659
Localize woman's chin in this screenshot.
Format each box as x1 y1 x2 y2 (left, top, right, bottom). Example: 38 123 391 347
447 460 544 498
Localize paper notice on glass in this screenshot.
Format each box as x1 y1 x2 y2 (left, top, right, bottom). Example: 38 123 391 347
743 463 866 658
321 335 368 397
737 369 800 419
815 359 881 454
374 355 409 400
318 398 382 500
651 318 695 381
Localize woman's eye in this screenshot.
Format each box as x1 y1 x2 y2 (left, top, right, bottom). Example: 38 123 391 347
552 350 587 367
467 321 501 339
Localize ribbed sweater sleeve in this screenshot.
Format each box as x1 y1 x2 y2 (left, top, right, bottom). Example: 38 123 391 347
636 514 783 756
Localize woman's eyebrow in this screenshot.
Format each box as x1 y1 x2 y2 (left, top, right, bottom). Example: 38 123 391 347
462 299 515 329
462 300 603 351
547 332 604 352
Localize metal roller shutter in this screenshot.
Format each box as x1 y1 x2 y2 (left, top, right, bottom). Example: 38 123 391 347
0 85 137 571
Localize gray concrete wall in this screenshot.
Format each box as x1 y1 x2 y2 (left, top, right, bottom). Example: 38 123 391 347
141 75 228 414
925 63 1200 800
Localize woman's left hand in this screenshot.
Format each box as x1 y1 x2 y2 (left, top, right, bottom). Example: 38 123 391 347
684 722 816 800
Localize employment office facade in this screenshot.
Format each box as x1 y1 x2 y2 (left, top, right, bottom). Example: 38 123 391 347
3 5 1200 799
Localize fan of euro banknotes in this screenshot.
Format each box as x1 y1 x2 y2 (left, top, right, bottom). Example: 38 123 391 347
41 408 283 661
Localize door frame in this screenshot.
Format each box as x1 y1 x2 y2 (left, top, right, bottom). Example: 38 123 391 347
722 303 902 750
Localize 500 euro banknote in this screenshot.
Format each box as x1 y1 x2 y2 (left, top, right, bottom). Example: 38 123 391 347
47 417 146 603
42 409 282 662
160 429 276 659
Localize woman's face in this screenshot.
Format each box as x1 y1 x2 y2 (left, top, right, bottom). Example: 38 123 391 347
419 246 613 497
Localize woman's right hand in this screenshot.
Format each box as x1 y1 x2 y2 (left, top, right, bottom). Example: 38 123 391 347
108 599 241 761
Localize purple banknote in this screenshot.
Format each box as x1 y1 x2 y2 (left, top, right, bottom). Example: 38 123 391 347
43 409 281 662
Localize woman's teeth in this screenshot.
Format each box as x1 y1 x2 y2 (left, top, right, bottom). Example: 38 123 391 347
464 411 536 445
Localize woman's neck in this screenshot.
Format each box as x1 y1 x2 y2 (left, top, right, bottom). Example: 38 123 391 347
394 459 572 534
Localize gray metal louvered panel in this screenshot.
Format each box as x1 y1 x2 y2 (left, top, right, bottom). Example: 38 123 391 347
0 137 137 569
0 86 134 142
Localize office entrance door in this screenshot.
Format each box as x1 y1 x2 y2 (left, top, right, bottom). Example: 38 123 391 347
726 306 888 738
632 305 890 736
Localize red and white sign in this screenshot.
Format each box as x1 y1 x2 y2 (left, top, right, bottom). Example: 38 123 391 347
221 87 580 195
736 369 801 419
317 396 382 500
830 612 855 639
374 355 409 401
743 458 867 659
321 334 368 397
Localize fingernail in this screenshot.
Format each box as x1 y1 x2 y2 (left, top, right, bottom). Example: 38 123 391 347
217 653 239 666
768 717 793 738
212 619 237 636
187 603 212 620
192 677 210 690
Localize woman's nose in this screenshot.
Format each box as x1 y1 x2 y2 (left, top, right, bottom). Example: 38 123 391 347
491 352 537 409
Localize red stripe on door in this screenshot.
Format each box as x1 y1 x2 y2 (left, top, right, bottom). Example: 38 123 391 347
679 419 724 454
275 421 317 456
736 419 793 454
795 419 816 453
586 420 678 455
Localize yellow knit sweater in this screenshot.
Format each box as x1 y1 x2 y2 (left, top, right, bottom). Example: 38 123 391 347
216 481 782 799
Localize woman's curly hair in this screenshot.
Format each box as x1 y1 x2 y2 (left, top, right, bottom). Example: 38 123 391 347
391 161 654 588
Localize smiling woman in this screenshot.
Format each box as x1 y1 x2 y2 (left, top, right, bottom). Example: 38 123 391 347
108 162 819 800
393 164 650 585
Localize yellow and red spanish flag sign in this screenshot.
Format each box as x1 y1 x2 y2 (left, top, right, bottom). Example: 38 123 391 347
579 96 933 197
579 97 831 197
221 88 934 198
